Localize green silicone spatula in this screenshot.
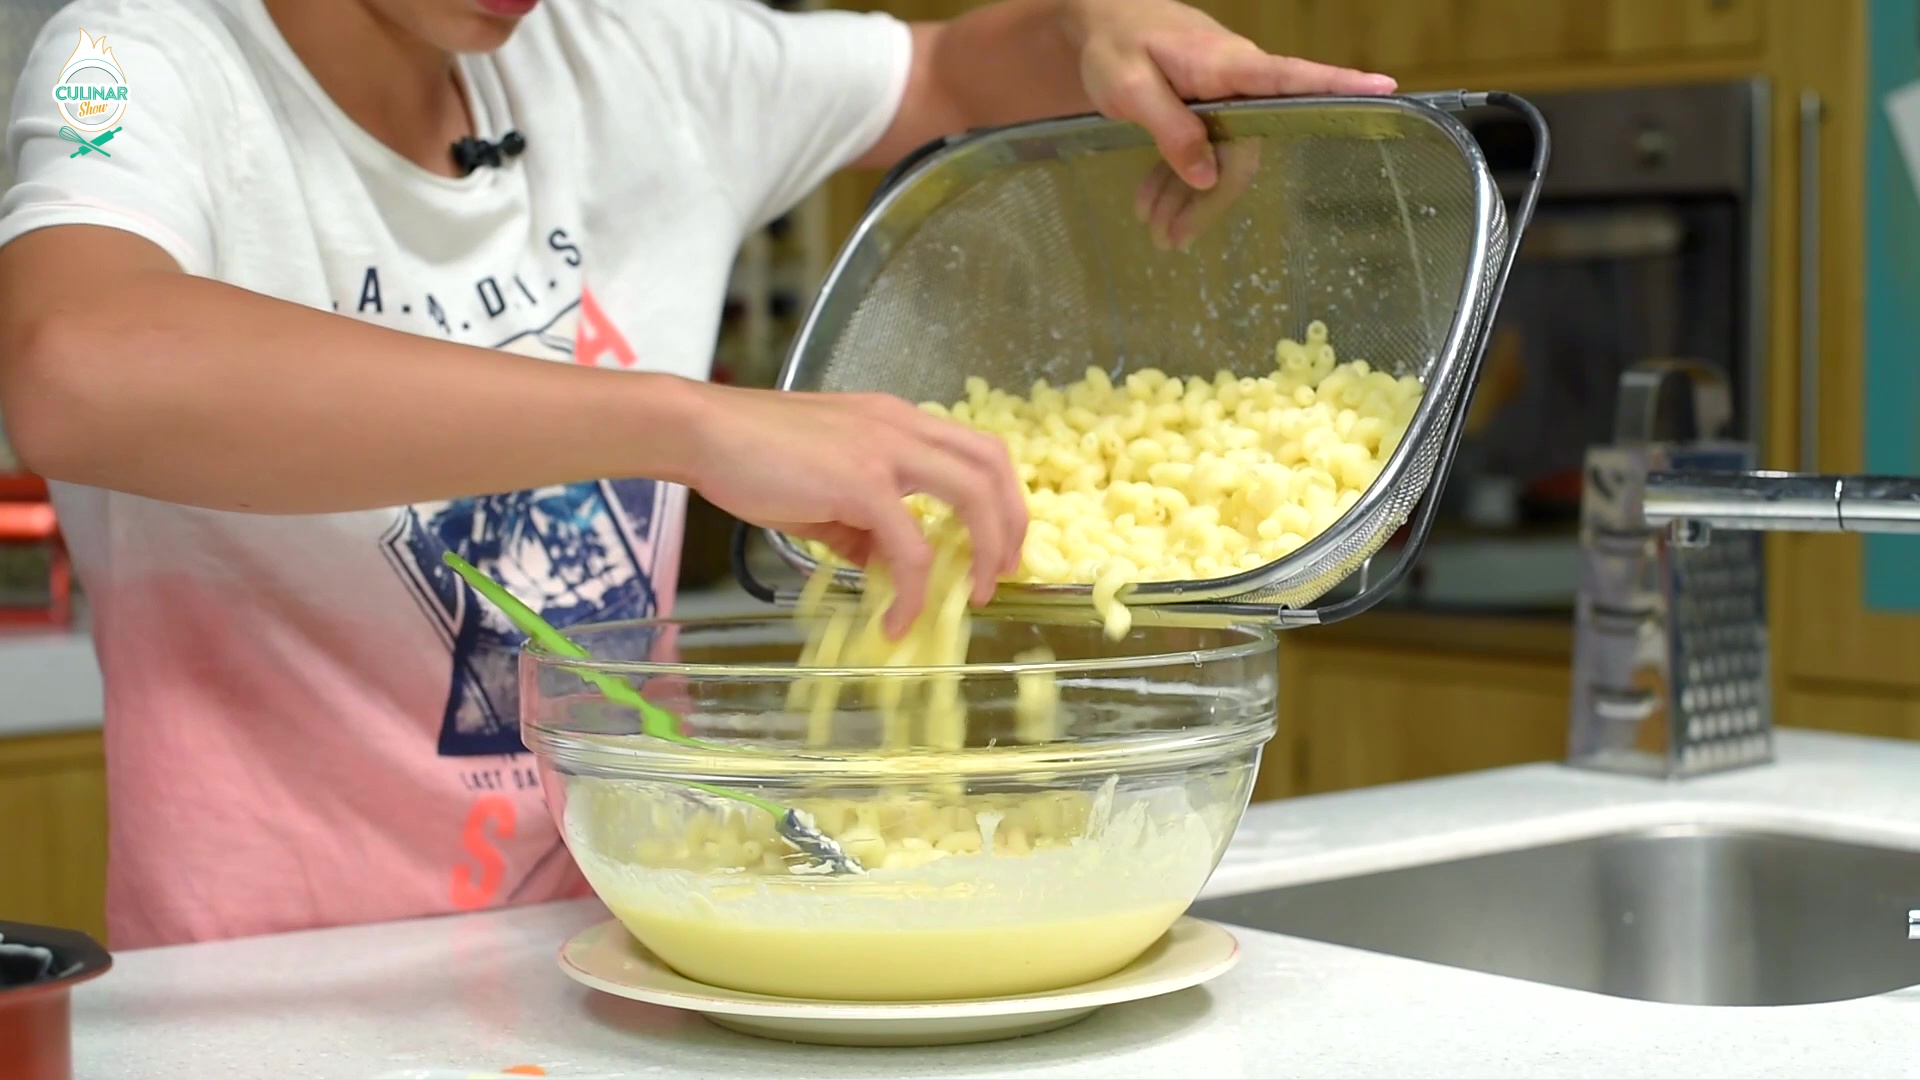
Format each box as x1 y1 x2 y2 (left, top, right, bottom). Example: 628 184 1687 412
441 551 861 875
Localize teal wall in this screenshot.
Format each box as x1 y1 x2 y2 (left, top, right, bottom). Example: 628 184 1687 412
1863 0 1920 610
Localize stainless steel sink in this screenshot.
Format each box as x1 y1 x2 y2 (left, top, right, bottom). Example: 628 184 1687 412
1190 825 1920 1006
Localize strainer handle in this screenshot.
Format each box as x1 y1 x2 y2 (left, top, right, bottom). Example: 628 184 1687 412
731 520 782 605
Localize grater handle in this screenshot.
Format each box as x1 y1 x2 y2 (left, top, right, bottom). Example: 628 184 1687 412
1613 359 1735 445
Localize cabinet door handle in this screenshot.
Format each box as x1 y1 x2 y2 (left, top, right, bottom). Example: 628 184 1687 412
1799 90 1824 474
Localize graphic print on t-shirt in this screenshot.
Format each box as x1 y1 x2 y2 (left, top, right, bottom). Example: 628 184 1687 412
382 474 665 757
352 244 663 759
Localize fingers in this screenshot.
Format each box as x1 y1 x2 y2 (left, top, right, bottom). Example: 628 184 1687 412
1222 50 1395 98
839 492 933 638
1134 163 1178 225
1165 138 1261 250
1134 163 1190 250
894 445 1009 609
1102 59 1219 190
712 388 1025 636
1145 167 1190 250
1134 135 1261 251
792 522 874 568
916 419 1027 579
850 395 1029 621
884 400 1027 574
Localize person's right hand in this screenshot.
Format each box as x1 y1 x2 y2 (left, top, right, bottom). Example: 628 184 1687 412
681 383 1028 636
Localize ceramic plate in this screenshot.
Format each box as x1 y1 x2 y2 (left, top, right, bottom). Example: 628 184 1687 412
557 915 1238 1047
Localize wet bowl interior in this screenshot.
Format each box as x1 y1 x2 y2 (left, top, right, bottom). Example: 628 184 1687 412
521 613 1277 1002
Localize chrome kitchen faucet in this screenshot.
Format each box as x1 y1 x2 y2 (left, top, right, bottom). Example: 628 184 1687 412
1643 472 1920 538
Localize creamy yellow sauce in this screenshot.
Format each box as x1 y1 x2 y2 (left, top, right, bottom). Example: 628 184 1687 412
610 900 1186 1001
565 778 1237 1002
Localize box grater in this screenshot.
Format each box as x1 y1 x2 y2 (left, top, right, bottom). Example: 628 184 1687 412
1569 360 1772 778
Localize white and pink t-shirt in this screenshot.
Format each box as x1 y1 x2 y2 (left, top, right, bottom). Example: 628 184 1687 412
0 0 910 949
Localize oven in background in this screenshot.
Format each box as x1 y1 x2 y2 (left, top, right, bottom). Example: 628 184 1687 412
1379 80 1768 615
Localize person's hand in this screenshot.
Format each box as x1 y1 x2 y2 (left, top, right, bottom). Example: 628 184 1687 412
1065 0 1396 191
1134 137 1260 251
681 383 1027 636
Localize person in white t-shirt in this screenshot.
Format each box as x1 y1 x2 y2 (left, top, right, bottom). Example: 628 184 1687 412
0 0 1392 949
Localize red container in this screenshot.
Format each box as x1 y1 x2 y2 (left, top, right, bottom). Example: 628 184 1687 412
0 475 48 502
0 473 71 629
0 921 110 1080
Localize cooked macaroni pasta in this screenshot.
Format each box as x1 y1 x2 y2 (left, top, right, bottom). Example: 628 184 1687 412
791 321 1417 750
788 526 979 751
921 320 1421 595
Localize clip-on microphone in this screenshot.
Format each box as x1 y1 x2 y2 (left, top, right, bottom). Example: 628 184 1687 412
451 130 527 176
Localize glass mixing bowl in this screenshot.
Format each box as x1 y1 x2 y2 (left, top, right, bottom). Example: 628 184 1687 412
522 612 1276 1002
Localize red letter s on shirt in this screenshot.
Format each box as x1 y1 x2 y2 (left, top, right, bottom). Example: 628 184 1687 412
450 795 516 910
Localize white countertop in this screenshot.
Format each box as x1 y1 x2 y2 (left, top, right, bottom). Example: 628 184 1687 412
74 730 1920 1079
0 622 100 738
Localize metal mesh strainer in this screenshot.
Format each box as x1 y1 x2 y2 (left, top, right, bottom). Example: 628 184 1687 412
736 92 1549 628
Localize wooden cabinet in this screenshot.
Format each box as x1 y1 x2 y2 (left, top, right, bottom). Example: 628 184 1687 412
1164 0 1764 69
1782 681 1920 741
1277 0 1762 75
0 730 107 941
1255 638 1569 800
1771 0 1920 698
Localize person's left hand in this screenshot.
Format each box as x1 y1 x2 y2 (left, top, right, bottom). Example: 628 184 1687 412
1065 0 1396 192
1134 136 1259 251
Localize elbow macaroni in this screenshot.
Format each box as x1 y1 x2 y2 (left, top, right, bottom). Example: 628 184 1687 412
789 526 979 753
791 321 1419 752
921 320 1420 595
